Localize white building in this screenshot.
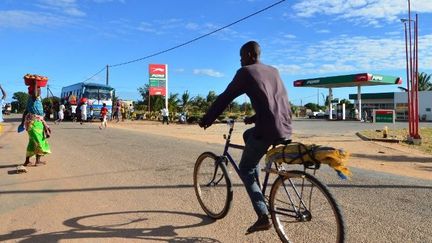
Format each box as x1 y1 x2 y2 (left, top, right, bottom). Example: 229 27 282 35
349 91 432 121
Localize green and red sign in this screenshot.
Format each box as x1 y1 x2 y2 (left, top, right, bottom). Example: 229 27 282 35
149 64 167 96
374 109 395 123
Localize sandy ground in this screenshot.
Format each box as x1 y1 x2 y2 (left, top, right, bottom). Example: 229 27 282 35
106 120 432 181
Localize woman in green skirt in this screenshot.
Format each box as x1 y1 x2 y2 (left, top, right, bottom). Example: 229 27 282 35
20 83 51 166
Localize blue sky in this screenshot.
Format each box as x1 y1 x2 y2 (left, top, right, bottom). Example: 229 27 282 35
1 0 432 106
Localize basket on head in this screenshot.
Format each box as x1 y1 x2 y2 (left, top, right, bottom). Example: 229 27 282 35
24 74 48 87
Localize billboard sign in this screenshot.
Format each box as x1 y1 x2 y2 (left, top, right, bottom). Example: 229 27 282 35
149 64 167 96
373 109 395 123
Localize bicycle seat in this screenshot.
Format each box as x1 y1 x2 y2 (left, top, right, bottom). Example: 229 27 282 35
273 138 291 146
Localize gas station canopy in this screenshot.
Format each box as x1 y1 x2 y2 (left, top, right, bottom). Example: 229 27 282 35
293 73 402 88
293 73 402 121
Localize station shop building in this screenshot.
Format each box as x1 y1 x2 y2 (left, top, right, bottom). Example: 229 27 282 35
349 91 432 121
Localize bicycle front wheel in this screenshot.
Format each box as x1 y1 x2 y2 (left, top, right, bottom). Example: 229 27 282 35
269 170 345 243
193 152 233 219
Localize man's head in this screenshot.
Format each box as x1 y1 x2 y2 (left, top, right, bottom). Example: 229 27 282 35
103 103 106 107
240 41 261 67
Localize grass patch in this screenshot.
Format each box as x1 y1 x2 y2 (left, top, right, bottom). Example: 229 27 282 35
359 127 432 155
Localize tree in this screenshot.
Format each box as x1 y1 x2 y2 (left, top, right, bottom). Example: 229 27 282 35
228 101 241 113
190 95 206 114
181 90 191 112
418 72 432 91
137 84 164 112
206 91 218 105
168 93 180 113
339 98 354 111
304 102 320 112
240 102 253 115
12 92 29 113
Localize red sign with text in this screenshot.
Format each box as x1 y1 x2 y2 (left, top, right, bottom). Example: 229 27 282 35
149 64 167 79
149 64 167 96
149 87 166 96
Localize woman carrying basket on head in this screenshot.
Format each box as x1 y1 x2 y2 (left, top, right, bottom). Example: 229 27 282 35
20 77 51 167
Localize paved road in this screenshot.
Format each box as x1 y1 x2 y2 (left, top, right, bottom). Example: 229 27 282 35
0 119 431 242
292 117 432 135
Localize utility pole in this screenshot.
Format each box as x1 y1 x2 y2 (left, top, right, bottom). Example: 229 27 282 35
106 65 109 86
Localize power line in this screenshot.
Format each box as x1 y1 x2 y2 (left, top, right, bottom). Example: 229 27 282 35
109 0 286 68
81 66 106 83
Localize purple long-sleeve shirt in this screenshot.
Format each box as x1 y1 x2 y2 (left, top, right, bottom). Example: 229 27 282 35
202 62 292 141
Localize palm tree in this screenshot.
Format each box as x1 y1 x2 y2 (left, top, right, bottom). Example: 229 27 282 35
418 72 432 91
181 90 191 112
168 93 180 113
206 91 218 105
190 95 206 114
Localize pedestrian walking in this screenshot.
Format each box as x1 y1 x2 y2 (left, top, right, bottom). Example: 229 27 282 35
71 103 77 122
55 102 66 124
80 101 87 125
121 103 126 121
20 82 51 167
363 110 368 122
99 103 108 129
161 107 169 125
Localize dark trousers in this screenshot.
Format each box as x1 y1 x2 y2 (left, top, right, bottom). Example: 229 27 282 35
162 116 169 124
239 127 272 217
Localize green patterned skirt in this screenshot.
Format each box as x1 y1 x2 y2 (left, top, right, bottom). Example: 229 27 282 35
26 120 51 157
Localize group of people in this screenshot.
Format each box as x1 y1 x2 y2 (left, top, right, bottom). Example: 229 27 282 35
55 101 94 125
4 41 293 234
113 100 135 122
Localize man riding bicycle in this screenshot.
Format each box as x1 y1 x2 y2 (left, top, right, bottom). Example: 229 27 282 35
199 41 292 233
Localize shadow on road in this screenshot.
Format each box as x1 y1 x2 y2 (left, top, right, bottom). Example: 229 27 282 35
3 117 22 123
1 180 431 195
351 153 431 163
0 210 220 242
328 184 432 190
416 165 432 172
0 164 20 169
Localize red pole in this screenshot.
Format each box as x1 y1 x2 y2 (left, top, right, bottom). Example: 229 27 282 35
404 22 412 136
415 14 420 138
408 0 415 138
413 17 416 137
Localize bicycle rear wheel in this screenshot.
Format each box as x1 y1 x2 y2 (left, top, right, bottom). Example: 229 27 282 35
193 152 233 219
269 170 345 243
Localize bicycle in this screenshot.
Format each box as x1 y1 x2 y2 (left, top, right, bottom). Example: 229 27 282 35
193 120 346 243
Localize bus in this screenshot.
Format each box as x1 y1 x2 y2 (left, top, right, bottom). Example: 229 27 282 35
61 82 114 119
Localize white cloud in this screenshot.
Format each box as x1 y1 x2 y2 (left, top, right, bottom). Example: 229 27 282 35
292 0 432 26
0 10 69 28
92 0 126 3
132 19 249 40
284 34 296 39
271 34 432 75
136 22 157 33
316 29 330 34
37 0 86 17
193 69 224 78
